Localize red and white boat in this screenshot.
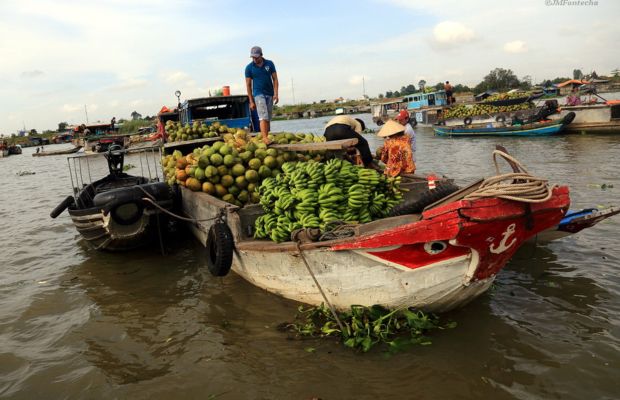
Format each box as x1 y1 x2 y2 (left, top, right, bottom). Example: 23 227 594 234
176 152 573 312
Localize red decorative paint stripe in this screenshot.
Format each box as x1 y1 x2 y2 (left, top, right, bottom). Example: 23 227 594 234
367 242 470 270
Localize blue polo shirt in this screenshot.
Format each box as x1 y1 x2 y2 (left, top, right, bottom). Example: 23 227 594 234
245 59 276 97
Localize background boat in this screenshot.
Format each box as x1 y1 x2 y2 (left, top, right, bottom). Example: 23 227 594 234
434 112 575 137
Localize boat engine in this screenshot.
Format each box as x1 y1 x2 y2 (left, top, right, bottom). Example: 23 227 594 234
105 144 125 177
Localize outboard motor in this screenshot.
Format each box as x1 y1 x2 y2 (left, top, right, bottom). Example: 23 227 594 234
105 144 125 177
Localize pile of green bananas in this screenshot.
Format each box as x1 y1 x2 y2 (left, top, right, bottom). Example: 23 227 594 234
254 159 403 242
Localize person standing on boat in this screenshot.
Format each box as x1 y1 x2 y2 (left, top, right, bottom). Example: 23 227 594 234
444 81 454 105
245 46 279 145
323 116 374 167
378 120 415 177
110 117 116 133
395 110 416 164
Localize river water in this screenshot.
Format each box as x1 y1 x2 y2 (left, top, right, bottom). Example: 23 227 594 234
1 117 619 399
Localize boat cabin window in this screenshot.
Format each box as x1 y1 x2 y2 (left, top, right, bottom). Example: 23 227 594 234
180 96 251 125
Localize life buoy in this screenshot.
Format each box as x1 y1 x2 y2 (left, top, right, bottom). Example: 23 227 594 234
495 115 506 123
206 222 234 277
463 117 473 125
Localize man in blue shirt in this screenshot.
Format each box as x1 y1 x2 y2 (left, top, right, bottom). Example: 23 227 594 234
245 46 279 144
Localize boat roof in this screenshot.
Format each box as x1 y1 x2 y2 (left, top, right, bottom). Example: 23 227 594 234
557 79 590 87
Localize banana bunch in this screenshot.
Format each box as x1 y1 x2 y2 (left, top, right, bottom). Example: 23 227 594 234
254 159 403 242
254 213 277 239
273 187 295 215
324 159 343 184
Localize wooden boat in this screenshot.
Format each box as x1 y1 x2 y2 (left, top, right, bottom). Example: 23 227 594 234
433 112 575 137
50 145 173 251
32 145 82 157
169 147 572 312
532 206 620 243
548 101 620 133
8 145 22 155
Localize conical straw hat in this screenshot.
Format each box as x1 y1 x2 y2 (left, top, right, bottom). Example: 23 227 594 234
378 119 405 137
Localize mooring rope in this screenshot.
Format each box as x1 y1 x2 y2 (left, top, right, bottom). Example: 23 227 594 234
294 241 348 337
463 150 554 203
141 197 218 223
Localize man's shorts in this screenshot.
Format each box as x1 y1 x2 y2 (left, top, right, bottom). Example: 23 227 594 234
255 95 273 121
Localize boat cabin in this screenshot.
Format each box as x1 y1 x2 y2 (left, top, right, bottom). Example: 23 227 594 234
370 98 406 125
403 90 448 110
179 95 254 131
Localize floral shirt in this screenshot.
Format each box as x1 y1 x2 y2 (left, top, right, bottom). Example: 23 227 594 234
380 134 416 177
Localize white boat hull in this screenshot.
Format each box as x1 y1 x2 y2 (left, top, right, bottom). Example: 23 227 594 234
233 247 493 312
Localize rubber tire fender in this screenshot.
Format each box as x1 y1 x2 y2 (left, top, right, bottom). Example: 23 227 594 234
495 115 506 123
463 117 473 125
389 181 461 216
562 111 576 125
206 222 234 277
50 195 75 218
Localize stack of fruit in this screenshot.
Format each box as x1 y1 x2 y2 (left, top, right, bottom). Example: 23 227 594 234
443 92 534 120
254 159 402 242
165 120 225 142
160 125 328 207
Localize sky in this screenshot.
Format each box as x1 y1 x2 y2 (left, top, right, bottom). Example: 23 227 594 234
1 0 618 133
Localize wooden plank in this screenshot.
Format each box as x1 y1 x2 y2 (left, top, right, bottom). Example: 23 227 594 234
270 138 358 151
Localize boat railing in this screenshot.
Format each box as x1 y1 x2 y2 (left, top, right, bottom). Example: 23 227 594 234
66 146 163 195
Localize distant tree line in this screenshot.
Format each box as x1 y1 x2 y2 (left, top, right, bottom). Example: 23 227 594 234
377 66 618 98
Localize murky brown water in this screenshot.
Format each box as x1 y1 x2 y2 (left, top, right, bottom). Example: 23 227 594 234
1 118 619 399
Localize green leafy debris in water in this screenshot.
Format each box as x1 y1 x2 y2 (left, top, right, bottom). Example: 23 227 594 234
283 303 450 353
123 163 136 171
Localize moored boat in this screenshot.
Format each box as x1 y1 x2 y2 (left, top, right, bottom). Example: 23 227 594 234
433 112 575 137
548 101 620 133
32 145 82 157
50 145 174 251
170 149 573 312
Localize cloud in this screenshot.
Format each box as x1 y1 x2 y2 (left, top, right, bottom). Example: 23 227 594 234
163 71 191 84
432 21 475 49
62 104 83 112
504 40 528 53
21 70 44 78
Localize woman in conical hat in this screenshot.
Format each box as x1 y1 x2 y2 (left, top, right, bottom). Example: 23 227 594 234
378 120 415 177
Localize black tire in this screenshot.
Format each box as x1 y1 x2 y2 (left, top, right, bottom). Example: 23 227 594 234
50 196 74 218
390 181 461 216
495 115 506 123
110 201 144 225
463 117 473 125
410 118 418 127
562 111 576 125
206 222 234 277
376 119 385 126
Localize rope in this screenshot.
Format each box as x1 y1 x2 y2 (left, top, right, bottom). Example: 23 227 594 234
463 150 554 203
318 221 357 241
141 197 218 223
294 241 348 337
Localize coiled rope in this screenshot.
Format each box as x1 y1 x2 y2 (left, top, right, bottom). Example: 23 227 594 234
463 150 554 203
